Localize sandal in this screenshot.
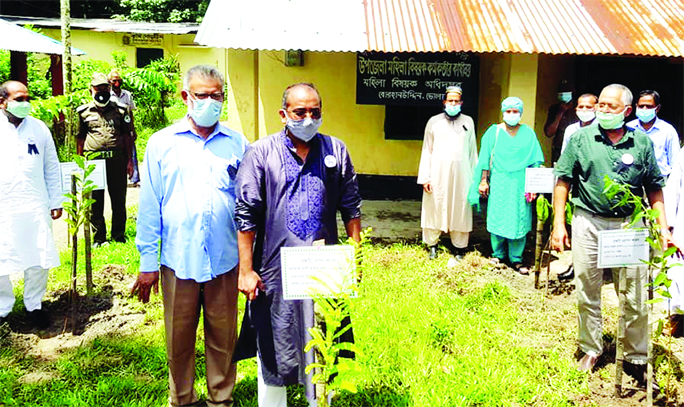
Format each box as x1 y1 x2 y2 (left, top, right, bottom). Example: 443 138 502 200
489 257 502 265
513 263 530 275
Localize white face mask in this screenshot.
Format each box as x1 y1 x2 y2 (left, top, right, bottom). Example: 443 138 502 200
576 110 595 123
503 112 521 127
286 117 322 142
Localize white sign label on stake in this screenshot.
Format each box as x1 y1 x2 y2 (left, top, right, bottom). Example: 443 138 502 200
59 160 107 192
281 245 357 300
597 228 649 268
524 168 556 194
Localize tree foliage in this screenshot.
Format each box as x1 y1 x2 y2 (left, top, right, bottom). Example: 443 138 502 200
115 0 209 23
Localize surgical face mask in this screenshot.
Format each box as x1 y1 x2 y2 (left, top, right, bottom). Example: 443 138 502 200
503 112 521 127
188 97 223 127
444 104 461 117
287 117 322 142
6 100 31 119
636 107 657 123
596 108 627 130
576 110 595 123
558 92 572 103
93 91 111 107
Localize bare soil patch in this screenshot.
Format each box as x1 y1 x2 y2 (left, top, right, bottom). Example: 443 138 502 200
2 265 145 361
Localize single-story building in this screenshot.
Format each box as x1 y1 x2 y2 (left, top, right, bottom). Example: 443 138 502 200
5 1 684 198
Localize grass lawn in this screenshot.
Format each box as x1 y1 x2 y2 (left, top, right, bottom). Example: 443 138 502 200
0 209 599 407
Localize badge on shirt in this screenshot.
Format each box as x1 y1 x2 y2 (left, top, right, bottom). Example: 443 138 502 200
324 155 337 168
621 153 634 166
27 137 39 155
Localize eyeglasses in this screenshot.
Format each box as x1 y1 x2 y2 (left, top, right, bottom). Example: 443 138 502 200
289 108 322 120
596 102 623 111
110 79 122 84
189 91 224 102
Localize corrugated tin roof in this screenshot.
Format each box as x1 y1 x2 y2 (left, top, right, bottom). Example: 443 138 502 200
197 0 684 56
0 18 85 55
195 0 367 51
0 15 199 35
366 0 684 56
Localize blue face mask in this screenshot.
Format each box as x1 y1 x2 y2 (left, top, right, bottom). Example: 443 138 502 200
558 92 572 103
444 104 461 117
188 97 222 127
636 107 657 123
287 117 322 142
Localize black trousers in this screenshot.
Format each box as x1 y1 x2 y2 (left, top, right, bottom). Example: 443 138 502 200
91 154 127 243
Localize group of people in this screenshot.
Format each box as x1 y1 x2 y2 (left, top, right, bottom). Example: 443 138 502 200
419 86 543 274
129 66 361 407
2 62 682 402
419 82 681 390
1 65 361 407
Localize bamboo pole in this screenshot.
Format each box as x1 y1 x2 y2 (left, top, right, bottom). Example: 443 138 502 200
84 190 93 295
615 267 627 397
70 174 78 330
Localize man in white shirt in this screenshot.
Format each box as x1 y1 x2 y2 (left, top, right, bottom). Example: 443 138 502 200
627 90 680 179
0 81 62 330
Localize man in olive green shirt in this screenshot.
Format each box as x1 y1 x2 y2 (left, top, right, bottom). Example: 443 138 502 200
77 73 134 245
551 84 676 390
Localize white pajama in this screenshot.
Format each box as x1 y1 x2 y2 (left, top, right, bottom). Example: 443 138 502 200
256 354 319 407
422 228 469 248
0 266 49 317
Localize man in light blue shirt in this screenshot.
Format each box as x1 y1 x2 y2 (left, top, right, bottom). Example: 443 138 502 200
627 89 680 178
132 65 249 407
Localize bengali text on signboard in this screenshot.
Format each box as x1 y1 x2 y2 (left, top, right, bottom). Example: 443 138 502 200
356 52 479 106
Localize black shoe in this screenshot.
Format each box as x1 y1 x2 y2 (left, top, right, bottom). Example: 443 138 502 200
558 265 574 281
623 361 660 393
429 246 437 260
28 309 50 330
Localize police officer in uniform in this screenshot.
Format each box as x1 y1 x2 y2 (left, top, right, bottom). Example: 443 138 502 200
77 73 134 245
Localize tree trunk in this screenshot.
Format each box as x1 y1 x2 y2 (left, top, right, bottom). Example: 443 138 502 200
60 0 73 156
84 190 93 296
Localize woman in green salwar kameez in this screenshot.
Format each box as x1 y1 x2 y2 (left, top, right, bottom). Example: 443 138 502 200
468 97 544 274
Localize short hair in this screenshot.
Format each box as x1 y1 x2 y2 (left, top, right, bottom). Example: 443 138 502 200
183 65 225 90
108 70 121 80
281 83 322 109
638 90 660 105
577 93 598 104
0 82 10 100
602 84 633 106
0 80 24 100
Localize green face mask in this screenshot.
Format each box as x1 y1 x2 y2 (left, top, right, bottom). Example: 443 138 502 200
6 100 31 119
596 109 626 130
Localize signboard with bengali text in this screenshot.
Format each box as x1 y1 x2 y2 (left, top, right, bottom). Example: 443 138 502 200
356 51 479 107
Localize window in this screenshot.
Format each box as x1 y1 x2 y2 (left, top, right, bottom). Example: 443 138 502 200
136 48 164 68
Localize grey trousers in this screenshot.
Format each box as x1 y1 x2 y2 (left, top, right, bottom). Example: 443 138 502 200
572 207 648 364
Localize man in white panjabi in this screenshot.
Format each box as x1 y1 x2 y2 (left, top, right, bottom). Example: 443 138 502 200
417 86 477 260
0 81 62 329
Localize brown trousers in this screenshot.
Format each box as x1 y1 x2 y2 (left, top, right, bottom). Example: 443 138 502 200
161 266 238 407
